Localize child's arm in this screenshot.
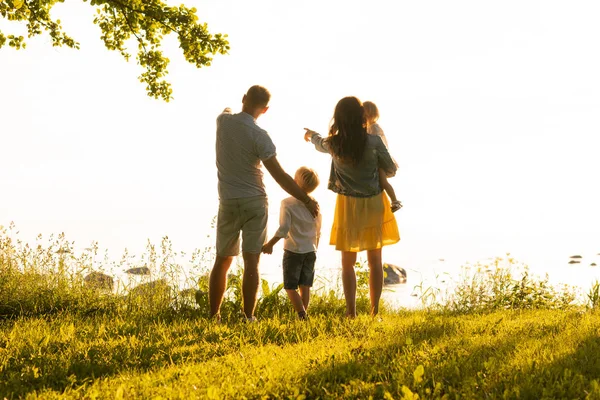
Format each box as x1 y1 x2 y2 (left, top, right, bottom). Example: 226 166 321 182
262 236 282 254
261 202 291 254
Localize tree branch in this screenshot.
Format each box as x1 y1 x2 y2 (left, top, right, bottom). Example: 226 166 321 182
117 6 147 54
105 0 180 36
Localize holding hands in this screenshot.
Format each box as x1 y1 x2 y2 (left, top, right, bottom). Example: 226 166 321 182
261 242 274 254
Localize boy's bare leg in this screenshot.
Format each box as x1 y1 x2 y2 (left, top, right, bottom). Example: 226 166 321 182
209 255 234 317
341 251 358 318
379 169 401 211
285 289 306 314
299 285 310 310
366 248 384 316
242 252 261 319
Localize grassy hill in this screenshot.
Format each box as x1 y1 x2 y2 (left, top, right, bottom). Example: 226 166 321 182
2 227 600 399
2 310 600 399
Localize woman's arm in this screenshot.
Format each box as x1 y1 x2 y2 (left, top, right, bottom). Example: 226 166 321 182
304 128 330 154
375 136 397 178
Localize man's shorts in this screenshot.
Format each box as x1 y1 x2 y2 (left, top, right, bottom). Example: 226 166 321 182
216 196 268 257
282 250 316 290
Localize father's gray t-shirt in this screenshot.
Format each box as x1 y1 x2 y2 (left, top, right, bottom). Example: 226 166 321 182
216 110 277 200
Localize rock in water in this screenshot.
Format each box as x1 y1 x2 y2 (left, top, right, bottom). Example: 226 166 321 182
83 271 114 291
383 263 407 285
125 267 151 276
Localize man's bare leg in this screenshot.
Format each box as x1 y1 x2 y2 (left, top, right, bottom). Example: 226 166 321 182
242 252 261 319
209 255 234 318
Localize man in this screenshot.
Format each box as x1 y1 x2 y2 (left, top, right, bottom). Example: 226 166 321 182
210 85 319 322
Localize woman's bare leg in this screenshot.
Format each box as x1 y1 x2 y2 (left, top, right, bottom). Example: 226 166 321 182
367 248 383 316
341 251 358 317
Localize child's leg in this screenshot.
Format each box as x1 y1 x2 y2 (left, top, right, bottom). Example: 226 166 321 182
285 289 306 314
299 285 310 310
379 169 402 212
378 169 398 203
283 250 306 317
297 252 316 313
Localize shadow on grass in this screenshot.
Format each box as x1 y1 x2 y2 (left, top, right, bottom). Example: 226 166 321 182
0 310 371 398
295 317 464 398
491 331 600 398
293 314 576 399
0 314 214 398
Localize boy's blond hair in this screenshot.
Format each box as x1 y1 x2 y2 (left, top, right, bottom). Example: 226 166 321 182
363 101 379 124
295 167 320 194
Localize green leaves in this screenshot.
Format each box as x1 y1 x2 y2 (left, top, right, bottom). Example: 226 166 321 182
0 0 230 101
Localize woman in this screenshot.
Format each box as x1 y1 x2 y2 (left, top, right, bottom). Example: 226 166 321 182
304 96 400 317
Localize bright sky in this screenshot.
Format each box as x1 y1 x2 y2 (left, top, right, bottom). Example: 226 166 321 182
1 0 600 287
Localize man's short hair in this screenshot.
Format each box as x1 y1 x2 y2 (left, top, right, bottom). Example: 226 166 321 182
245 85 271 108
296 167 320 194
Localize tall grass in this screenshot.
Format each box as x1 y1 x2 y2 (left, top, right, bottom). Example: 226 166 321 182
0 223 374 322
0 224 591 321
444 256 578 313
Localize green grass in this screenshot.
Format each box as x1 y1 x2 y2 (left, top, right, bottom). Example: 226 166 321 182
2 310 600 399
3 225 600 399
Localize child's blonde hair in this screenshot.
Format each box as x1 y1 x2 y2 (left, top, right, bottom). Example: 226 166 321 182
295 167 320 193
363 101 379 125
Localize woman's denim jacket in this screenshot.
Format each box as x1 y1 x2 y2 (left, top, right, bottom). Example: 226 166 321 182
310 133 397 198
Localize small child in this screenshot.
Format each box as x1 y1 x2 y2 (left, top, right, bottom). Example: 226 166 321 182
363 101 402 212
262 167 322 320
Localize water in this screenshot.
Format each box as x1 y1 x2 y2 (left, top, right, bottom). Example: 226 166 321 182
4 222 600 309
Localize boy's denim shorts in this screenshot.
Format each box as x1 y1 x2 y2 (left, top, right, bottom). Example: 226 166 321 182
282 250 316 290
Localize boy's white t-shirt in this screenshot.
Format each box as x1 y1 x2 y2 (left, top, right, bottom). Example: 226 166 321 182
275 197 322 254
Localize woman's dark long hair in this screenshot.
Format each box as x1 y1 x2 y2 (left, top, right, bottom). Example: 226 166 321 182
326 96 368 165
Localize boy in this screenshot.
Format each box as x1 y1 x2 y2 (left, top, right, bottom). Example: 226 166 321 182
262 167 321 319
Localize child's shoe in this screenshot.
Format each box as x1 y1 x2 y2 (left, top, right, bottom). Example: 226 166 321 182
391 200 403 213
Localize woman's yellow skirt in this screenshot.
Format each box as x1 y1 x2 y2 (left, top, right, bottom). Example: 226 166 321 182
330 192 400 252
